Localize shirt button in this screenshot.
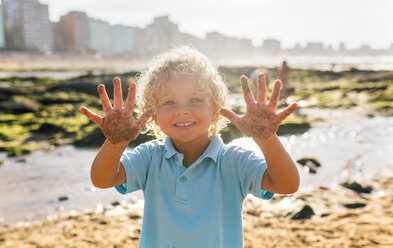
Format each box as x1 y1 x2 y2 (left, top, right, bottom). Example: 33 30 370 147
180 177 187 182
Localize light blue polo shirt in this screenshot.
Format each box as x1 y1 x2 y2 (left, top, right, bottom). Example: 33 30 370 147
115 136 274 248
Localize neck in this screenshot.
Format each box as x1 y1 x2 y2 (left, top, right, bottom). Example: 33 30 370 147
171 136 211 167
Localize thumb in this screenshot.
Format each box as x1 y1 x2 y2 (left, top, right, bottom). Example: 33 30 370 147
277 102 298 122
80 106 103 126
137 108 153 128
220 108 240 126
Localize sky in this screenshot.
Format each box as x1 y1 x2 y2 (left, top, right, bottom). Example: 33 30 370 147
40 0 393 49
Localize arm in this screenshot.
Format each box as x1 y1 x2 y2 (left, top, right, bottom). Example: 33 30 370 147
80 77 152 188
221 73 300 194
255 135 299 194
90 140 128 188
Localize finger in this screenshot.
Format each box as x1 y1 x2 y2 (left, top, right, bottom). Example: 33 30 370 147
268 80 282 109
80 106 103 126
220 108 241 125
256 73 267 103
113 77 123 108
137 108 153 128
277 102 298 122
98 84 113 113
240 75 256 106
125 82 136 111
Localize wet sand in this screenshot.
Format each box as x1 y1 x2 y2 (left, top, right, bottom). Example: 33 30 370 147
1 169 392 248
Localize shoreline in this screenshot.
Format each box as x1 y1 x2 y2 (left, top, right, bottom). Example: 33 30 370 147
0 170 392 247
1 112 392 227
1 54 393 72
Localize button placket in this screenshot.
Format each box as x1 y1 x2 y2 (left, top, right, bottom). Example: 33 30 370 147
175 176 189 203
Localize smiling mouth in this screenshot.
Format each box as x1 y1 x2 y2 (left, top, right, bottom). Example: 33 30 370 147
174 122 196 127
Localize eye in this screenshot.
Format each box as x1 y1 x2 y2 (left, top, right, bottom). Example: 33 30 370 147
162 100 175 106
190 98 202 103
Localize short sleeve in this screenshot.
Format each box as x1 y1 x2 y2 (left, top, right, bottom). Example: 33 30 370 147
114 142 154 195
231 146 274 200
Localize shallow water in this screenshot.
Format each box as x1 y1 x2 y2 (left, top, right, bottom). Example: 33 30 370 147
0 71 87 79
0 115 392 225
231 115 393 189
0 68 132 79
0 146 142 225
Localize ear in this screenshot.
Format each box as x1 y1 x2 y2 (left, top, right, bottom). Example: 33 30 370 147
152 113 159 125
212 109 219 122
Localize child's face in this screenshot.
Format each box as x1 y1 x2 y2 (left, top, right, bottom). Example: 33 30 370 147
154 74 216 145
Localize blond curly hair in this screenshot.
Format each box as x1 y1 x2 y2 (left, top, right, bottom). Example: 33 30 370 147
136 46 229 140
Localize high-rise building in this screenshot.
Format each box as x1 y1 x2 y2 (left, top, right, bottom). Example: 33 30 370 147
261 39 281 54
304 42 324 54
339 42 347 53
2 0 52 51
204 32 230 58
111 24 134 55
89 18 112 54
144 16 180 55
0 5 5 48
54 11 90 52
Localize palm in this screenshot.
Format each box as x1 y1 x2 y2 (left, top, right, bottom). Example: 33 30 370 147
80 77 152 144
221 74 297 142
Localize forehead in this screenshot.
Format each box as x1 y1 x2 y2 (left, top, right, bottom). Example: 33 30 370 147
160 73 207 95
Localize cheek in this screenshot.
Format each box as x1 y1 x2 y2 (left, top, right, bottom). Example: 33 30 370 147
155 109 171 124
194 105 214 122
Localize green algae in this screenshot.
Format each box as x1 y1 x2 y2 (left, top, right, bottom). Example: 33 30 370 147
0 68 392 158
277 114 311 135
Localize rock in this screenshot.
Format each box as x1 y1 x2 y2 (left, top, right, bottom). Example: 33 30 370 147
296 158 321 167
0 101 39 114
111 201 120 206
4 145 38 157
341 181 373 194
73 127 105 147
296 157 321 174
129 215 141 220
35 123 66 134
48 79 130 97
0 87 17 101
48 82 98 96
58 196 69 202
304 161 317 173
344 203 367 209
291 205 315 220
277 122 311 135
74 126 153 148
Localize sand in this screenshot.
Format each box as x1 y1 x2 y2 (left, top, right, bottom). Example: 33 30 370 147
0 169 392 248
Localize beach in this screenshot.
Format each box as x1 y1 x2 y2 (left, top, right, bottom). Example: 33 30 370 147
1 66 393 247
0 168 392 248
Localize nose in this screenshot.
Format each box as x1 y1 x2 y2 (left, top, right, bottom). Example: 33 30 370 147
175 104 191 116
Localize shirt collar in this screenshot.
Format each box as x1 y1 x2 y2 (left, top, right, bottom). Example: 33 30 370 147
164 136 223 164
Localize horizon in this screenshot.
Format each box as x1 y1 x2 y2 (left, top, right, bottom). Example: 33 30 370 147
38 0 393 50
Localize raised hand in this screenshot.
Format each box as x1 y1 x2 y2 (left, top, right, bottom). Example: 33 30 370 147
220 73 298 142
80 77 153 144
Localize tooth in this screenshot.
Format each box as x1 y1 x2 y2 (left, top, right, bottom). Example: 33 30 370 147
176 122 193 127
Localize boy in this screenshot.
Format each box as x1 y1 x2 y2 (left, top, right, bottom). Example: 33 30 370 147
80 47 299 247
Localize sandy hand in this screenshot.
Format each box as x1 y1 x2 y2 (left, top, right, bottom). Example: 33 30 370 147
220 74 298 142
80 77 152 144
